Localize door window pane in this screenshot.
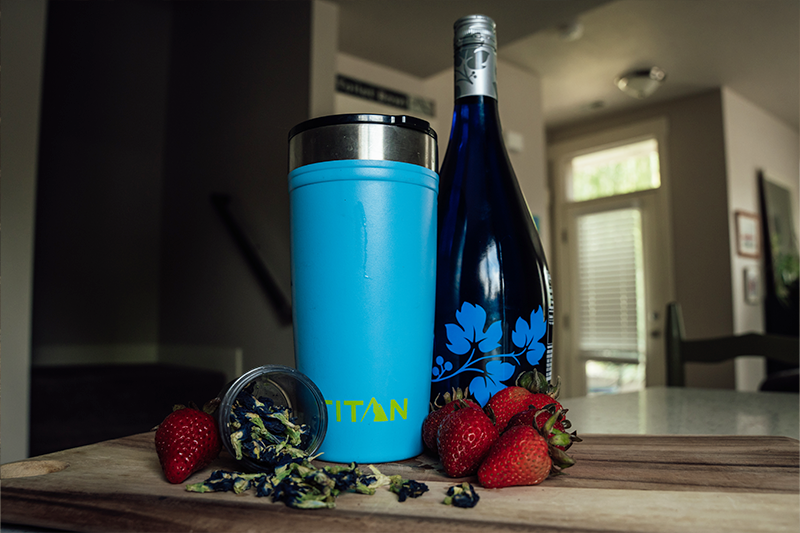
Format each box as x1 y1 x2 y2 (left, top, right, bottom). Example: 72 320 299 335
585 360 644 395
569 139 660 202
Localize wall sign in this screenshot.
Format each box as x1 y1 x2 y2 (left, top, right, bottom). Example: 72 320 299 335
336 75 435 117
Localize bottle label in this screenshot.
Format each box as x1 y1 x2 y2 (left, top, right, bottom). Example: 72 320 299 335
431 302 549 405
454 43 498 100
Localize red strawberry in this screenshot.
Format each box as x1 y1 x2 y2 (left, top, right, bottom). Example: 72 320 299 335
477 425 551 488
437 401 499 477
422 408 448 452
477 409 578 489
155 400 221 484
422 389 478 454
484 370 567 433
483 386 535 432
524 394 566 431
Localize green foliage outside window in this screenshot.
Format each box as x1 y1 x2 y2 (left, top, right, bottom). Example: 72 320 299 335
570 140 660 202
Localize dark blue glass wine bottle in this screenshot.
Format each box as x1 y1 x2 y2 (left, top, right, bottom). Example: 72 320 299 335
431 15 554 407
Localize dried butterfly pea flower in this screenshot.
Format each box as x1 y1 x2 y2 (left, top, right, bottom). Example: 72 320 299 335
389 476 429 502
189 386 429 510
443 482 480 508
186 458 428 511
322 463 360 492
271 474 335 509
322 462 380 495
185 470 237 493
185 470 266 494
363 464 393 489
231 473 267 494
254 475 275 497
227 389 311 469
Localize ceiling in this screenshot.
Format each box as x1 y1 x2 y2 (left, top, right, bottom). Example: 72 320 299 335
331 0 799 130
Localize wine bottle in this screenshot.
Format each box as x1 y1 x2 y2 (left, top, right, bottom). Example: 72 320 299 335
431 15 554 407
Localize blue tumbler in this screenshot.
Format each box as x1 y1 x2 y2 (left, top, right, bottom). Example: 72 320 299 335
288 114 438 463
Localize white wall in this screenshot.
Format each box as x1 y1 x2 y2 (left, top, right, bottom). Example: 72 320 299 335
310 0 339 118
722 86 800 390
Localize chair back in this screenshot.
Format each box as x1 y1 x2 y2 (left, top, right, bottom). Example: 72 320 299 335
665 302 799 388
665 302 687 386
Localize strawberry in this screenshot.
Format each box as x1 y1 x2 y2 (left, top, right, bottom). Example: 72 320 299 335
422 408 450 453
477 409 578 489
483 386 535 433
477 425 551 488
523 393 567 434
485 369 570 433
422 388 478 455
437 401 499 477
155 400 222 484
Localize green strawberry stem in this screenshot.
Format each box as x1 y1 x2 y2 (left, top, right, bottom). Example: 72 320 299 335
549 445 576 470
203 398 221 415
532 407 582 472
542 407 560 434
548 429 574 449
432 387 471 410
516 369 561 399
483 405 497 426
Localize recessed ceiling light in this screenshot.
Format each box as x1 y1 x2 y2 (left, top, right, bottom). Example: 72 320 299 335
615 67 667 99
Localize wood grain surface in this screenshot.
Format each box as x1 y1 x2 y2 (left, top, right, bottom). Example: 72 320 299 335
2 433 798 532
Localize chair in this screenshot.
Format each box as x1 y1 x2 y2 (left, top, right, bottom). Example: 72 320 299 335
665 302 799 390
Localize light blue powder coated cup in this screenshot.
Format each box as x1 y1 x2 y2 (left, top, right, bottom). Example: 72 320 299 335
288 114 438 463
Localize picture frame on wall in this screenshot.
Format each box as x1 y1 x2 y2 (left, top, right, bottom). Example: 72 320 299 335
735 210 761 258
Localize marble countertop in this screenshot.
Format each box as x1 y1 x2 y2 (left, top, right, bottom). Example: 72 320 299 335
560 387 799 439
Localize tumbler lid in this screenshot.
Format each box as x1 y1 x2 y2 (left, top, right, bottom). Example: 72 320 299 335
288 113 438 173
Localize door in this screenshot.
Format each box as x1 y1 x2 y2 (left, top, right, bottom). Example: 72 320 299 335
550 119 675 397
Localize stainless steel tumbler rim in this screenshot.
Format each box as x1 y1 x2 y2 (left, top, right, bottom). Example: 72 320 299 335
288 114 438 173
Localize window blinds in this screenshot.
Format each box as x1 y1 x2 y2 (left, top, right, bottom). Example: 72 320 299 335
575 207 645 361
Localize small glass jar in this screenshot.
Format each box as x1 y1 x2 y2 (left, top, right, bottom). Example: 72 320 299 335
216 365 327 472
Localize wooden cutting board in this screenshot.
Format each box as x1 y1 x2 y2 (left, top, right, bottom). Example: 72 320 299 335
2 433 798 532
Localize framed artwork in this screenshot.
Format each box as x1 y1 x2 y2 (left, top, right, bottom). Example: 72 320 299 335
759 170 799 334
735 211 760 258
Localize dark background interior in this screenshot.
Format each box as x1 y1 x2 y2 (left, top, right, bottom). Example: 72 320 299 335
31 0 312 455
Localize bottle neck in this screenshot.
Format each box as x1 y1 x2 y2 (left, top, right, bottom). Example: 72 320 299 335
446 96 504 154
453 41 498 100
450 96 500 125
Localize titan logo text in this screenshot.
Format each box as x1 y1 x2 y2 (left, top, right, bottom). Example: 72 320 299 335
325 398 408 422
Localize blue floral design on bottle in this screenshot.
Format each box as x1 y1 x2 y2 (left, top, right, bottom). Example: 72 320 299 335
431 302 548 405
